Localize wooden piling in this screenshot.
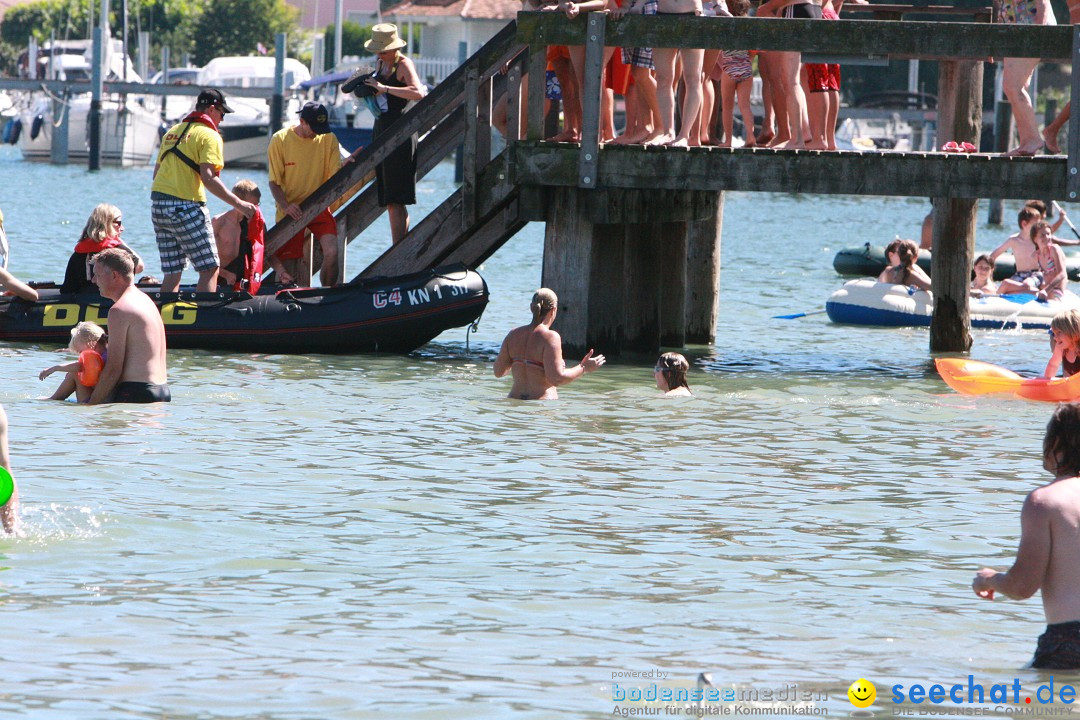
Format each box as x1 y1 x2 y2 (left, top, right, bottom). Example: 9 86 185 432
931 59 983 353
542 186 721 355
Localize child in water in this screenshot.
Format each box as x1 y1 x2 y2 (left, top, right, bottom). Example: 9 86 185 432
878 237 932 291
654 352 693 396
1033 220 1069 302
1045 309 1080 378
970 254 998 296
40 321 106 402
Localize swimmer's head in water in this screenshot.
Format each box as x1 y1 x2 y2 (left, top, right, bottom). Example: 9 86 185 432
1045 403 1080 477
655 352 690 391
847 679 876 709
68 321 105 353
531 288 558 323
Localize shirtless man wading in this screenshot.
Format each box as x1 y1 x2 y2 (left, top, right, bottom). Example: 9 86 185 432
973 404 1080 668
88 248 171 404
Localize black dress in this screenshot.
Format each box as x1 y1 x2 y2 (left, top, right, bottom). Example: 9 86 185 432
373 56 417 207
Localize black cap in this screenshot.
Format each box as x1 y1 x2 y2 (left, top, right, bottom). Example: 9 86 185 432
298 101 331 135
196 88 234 114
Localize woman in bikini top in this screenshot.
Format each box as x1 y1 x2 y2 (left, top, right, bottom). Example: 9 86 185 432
493 288 606 400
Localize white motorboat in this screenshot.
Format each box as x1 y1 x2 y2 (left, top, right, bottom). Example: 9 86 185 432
195 56 311 167
6 40 160 166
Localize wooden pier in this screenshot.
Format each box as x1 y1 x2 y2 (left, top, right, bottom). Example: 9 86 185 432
267 9 1080 355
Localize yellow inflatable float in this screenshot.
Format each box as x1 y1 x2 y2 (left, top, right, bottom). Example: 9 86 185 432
935 358 1080 402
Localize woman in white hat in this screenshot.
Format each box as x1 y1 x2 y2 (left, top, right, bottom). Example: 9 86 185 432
362 24 426 246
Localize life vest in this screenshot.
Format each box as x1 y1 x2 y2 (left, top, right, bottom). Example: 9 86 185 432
77 349 104 387
222 208 266 294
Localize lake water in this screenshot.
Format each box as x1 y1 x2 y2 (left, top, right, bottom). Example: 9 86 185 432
0 143 1075 719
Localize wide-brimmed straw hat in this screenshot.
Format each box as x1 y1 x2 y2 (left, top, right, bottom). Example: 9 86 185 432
365 24 407 54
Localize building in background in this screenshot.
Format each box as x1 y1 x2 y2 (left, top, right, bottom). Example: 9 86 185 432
381 0 517 85
285 0 380 31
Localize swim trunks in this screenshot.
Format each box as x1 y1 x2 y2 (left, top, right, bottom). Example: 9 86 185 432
805 62 840 92
1011 270 1044 287
547 45 571 62
1032 621 1080 669
784 2 823 18
621 0 658 69
151 194 218 275
112 382 172 404
276 208 337 261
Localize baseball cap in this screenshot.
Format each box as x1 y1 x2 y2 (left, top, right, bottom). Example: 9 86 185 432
196 88 234 114
299 101 331 135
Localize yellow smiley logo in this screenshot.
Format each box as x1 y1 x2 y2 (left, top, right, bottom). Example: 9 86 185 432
848 679 876 709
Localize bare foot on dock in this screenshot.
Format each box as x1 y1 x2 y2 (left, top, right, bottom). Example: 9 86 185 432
667 136 691 148
771 139 806 150
805 139 828 150
743 140 757 149
1043 127 1062 155
1003 142 1044 157
756 130 775 145
718 140 732 148
547 129 581 143
768 133 792 148
645 131 676 146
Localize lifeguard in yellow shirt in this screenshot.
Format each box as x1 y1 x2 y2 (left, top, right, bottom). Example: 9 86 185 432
151 88 257 293
267 102 343 287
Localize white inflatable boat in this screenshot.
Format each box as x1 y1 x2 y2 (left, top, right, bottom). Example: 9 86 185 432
825 279 1080 329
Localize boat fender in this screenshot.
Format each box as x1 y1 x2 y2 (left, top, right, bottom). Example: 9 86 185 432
77 350 103 387
2 119 17 144
29 114 44 141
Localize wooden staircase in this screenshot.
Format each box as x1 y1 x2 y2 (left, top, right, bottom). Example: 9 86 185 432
263 21 528 282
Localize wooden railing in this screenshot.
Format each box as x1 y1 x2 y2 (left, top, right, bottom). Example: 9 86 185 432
265 21 528 280
513 11 1080 199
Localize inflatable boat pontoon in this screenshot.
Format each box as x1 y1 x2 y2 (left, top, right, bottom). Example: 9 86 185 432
0 264 488 354
825 278 1080 329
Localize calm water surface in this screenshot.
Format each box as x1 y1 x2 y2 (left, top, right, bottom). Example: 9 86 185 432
0 145 1074 719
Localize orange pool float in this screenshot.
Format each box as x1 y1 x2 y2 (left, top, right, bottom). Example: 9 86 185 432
935 357 1080 402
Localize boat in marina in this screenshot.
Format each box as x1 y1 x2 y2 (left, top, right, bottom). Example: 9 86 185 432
299 67 376 154
0 265 488 354
193 56 311 167
4 39 160 166
825 278 1080 329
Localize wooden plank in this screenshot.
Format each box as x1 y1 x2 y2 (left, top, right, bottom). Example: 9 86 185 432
578 12 605 190
658 221 687 348
685 193 723 345
506 58 522 143
442 197 528 268
514 143 1067 199
477 74 493 170
527 44 546 142
542 186 594 352
463 65 480 231
515 13 1070 60
1068 24 1080 201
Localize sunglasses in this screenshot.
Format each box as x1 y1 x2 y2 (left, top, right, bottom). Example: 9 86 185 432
113 218 123 227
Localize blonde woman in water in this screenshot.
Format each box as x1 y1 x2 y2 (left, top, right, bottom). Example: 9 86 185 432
494 288 606 400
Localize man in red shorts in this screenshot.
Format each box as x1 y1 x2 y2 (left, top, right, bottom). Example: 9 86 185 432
268 101 343 286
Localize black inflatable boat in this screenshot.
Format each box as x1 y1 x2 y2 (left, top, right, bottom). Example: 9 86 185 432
0 264 488 354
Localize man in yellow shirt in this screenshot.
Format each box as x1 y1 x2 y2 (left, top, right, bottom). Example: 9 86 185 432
151 89 257 293
267 102 343 286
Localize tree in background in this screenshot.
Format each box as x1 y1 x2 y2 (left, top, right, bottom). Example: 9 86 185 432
191 0 298 66
323 21 372 70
